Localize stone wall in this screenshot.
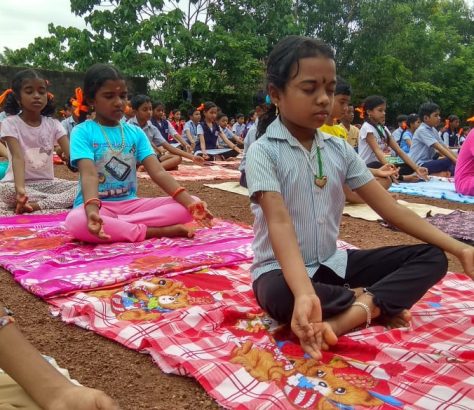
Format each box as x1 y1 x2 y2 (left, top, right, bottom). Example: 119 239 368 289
0 65 148 110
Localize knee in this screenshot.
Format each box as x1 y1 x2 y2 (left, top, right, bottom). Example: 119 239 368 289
64 207 87 237
425 245 448 279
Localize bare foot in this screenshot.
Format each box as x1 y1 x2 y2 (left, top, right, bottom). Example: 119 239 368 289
383 309 412 329
146 224 195 239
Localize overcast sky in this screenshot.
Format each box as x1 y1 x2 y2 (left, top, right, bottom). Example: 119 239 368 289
1 0 473 53
0 0 87 52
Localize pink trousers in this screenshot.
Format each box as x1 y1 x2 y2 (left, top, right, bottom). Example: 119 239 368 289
65 197 194 243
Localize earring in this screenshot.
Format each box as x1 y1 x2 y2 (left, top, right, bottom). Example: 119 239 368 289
275 104 279 116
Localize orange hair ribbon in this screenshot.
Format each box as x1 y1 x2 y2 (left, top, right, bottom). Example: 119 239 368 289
124 104 133 116
71 87 88 117
401 121 407 130
0 89 13 106
467 116 474 123
444 119 450 129
197 103 205 111
355 106 365 119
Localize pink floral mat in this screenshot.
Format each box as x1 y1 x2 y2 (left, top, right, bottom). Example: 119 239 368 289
0 213 253 298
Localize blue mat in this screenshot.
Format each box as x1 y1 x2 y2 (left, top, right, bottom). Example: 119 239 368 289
389 176 474 204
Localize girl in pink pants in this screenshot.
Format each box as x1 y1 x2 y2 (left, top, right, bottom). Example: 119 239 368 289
65 64 212 244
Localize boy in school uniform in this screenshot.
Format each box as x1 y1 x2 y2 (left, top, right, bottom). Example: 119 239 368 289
232 113 246 138
409 102 457 176
319 76 350 140
341 104 359 149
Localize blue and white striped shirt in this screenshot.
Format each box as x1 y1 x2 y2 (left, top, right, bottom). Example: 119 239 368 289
246 118 373 281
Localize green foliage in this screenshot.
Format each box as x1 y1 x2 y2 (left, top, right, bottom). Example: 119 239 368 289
1 0 473 121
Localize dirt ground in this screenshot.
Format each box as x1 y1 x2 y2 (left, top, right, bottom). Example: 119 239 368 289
1 164 473 410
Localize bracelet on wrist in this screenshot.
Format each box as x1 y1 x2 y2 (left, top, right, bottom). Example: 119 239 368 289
84 197 102 209
171 187 186 199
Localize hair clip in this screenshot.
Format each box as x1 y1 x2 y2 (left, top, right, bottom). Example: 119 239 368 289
197 103 205 111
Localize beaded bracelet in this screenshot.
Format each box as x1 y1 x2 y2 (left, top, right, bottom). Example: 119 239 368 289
84 197 102 209
171 187 186 199
0 306 14 330
352 302 371 328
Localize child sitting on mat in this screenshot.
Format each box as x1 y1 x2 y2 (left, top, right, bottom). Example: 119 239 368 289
358 95 429 182
0 69 77 214
195 101 242 160
64 64 213 244
454 128 474 196
128 95 204 171
409 102 458 176
247 35 474 360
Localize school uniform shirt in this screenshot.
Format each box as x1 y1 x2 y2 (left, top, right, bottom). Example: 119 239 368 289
239 125 257 172
358 122 389 164
439 129 459 147
246 118 373 281
151 118 178 142
128 116 167 147
0 111 7 123
195 122 220 152
218 126 234 148
397 129 412 153
70 120 154 207
0 115 65 182
319 123 348 140
232 122 246 137
183 120 203 143
60 116 77 139
391 127 403 143
409 122 445 165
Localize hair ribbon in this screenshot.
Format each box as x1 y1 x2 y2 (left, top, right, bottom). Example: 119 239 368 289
197 103 205 111
0 89 13 106
355 106 365 119
71 87 88 117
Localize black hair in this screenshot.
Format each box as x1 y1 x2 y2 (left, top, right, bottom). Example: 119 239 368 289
188 107 200 117
202 101 217 113
257 35 335 138
83 63 124 102
217 112 228 121
152 101 164 110
363 95 386 112
363 95 389 141
248 110 256 119
418 102 440 122
130 94 151 110
335 76 351 96
4 69 55 116
64 98 73 109
236 113 244 119
406 113 420 127
447 114 459 126
396 114 408 125
172 108 181 115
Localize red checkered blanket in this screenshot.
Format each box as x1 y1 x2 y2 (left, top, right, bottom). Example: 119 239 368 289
48 252 474 409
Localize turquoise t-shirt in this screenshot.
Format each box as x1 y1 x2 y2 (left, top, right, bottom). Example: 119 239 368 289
70 120 154 207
